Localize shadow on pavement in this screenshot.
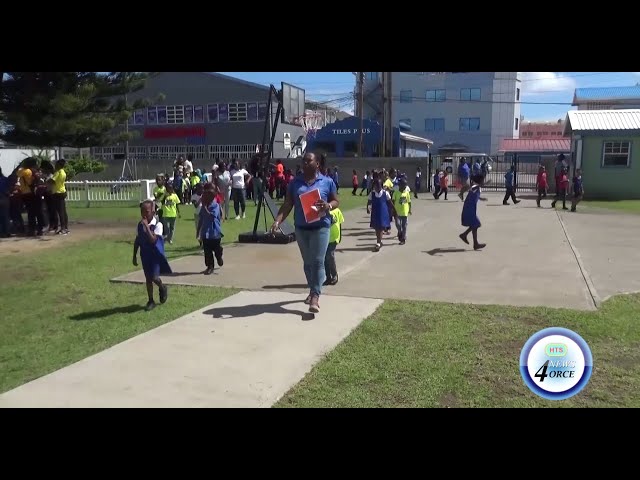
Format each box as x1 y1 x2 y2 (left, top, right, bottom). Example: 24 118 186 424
203 300 315 321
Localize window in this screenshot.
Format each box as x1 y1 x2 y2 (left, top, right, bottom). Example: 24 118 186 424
602 141 631 167
208 104 219 122
459 117 480 131
157 106 167 124
147 107 158 124
425 118 445 131
166 105 185 124
515 118 519 130
460 88 481 101
426 89 446 102
367 72 378 81
516 88 520 101
399 90 413 103
133 109 145 125
228 103 247 122
399 118 412 128
247 102 258 121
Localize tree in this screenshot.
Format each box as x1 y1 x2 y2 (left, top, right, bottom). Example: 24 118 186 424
0 72 160 149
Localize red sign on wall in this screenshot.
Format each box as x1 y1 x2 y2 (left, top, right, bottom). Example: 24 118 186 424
143 127 206 139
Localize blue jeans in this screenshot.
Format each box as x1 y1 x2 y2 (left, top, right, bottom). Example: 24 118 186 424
396 216 408 241
324 241 337 279
295 226 330 296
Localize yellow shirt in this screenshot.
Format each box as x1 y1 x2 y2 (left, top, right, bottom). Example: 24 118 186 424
329 208 345 244
383 179 393 191
190 175 200 187
51 169 67 194
18 168 33 194
162 193 181 218
394 188 411 217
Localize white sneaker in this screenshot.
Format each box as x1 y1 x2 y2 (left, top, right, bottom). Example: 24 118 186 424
235 215 240 220
242 213 246 219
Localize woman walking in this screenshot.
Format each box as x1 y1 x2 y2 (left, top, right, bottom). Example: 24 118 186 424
271 152 339 313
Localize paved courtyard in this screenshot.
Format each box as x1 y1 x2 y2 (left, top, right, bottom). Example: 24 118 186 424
113 192 638 310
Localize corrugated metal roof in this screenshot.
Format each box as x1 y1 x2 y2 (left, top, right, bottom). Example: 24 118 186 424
499 138 571 153
565 109 640 132
400 131 433 145
574 86 640 101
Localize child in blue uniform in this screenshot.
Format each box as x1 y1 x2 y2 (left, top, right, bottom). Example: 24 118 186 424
197 184 224 275
133 200 172 311
459 182 486 251
367 179 397 252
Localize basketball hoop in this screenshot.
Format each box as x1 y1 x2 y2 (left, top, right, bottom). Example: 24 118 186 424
295 113 324 139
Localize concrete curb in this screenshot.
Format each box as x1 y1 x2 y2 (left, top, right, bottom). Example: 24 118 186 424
555 210 601 309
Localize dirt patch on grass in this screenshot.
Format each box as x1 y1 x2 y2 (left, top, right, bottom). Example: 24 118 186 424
0 222 131 257
439 392 459 408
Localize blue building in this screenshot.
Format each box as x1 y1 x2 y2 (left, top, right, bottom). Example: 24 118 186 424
306 117 432 157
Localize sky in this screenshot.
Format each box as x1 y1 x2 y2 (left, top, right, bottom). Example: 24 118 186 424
219 72 640 121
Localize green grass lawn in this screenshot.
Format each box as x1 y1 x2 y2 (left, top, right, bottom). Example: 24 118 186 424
276 295 640 408
582 199 640 214
0 192 369 394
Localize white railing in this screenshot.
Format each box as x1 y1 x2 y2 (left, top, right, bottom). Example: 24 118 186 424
66 180 155 207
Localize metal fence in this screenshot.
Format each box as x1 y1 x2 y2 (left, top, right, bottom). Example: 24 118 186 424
429 154 543 192
66 180 154 207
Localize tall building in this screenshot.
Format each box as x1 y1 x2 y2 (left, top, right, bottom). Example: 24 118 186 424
359 72 522 155
572 86 640 110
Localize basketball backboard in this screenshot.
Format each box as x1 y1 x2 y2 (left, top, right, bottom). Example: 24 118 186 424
281 82 306 125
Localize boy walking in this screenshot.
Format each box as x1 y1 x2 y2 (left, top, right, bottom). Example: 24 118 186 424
323 205 344 286
394 177 412 245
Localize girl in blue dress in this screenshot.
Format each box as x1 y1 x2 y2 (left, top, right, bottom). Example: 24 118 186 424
133 200 172 311
367 179 398 252
459 183 486 250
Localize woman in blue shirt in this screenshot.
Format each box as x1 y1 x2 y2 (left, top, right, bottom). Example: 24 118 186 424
271 152 339 314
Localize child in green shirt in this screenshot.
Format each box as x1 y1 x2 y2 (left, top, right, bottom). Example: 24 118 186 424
393 177 412 245
161 184 181 244
323 207 344 286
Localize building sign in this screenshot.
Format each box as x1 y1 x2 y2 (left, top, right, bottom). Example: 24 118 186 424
331 128 372 135
144 127 206 139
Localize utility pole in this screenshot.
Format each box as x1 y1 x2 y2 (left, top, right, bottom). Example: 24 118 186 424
357 72 364 157
380 72 386 157
384 72 393 157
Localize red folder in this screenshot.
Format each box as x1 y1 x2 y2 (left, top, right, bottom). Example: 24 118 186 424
299 189 322 224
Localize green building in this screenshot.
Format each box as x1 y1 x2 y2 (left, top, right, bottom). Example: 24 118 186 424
564 109 640 199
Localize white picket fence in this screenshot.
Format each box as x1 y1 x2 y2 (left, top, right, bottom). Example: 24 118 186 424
66 180 155 207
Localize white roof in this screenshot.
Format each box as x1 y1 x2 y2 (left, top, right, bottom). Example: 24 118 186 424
399 131 433 145
564 109 640 135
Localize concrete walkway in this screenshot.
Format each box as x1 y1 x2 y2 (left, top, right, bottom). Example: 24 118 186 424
113 193 618 310
0 291 382 408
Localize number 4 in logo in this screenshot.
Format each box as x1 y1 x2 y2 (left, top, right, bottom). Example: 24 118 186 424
535 360 549 382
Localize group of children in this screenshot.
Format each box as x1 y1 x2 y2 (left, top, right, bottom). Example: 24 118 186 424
536 164 584 212
365 168 412 252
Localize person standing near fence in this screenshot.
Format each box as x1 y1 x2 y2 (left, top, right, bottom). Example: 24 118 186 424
50 159 69 235
414 166 422 198
18 157 45 236
536 165 548 208
458 158 471 201
0 168 11 238
502 166 520 206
